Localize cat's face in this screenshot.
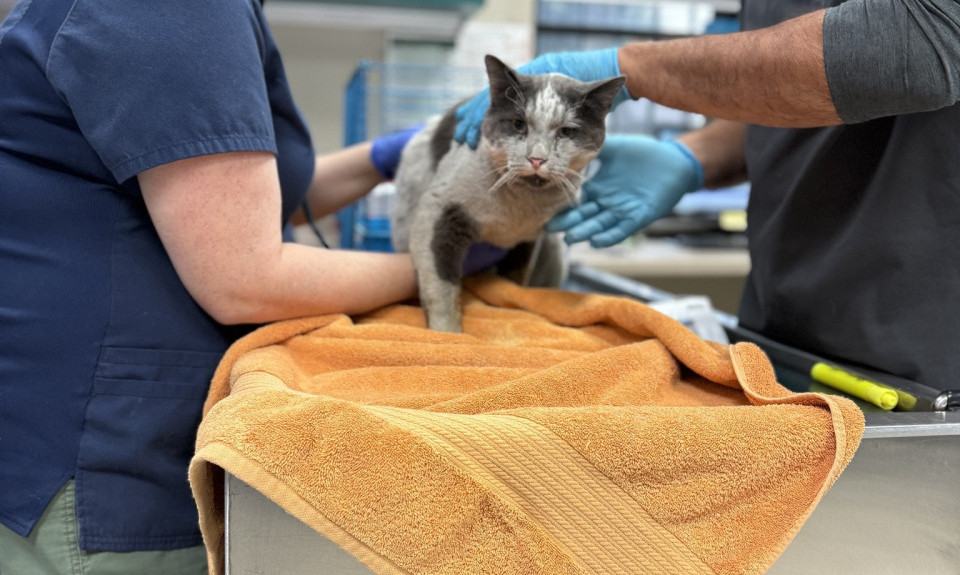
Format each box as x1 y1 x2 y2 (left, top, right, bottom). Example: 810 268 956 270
480 56 625 195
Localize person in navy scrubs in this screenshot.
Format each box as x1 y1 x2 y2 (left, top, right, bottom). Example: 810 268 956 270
0 0 441 572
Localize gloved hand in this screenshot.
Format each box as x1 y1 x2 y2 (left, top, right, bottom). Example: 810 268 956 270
546 134 704 248
370 126 421 180
453 48 630 149
462 242 508 276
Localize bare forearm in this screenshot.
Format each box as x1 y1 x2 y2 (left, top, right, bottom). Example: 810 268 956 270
675 119 748 189
305 142 384 218
619 9 840 127
223 244 418 324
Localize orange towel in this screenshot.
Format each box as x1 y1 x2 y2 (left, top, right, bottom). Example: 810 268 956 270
190 274 863 575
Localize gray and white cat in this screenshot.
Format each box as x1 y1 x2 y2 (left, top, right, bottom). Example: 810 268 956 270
391 55 625 333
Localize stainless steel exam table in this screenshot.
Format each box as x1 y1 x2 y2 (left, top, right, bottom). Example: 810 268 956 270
225 412 960 574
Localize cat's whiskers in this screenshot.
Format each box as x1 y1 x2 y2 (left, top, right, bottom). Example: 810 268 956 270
489 169 519 194
559 166 585 187
555 167 585 205
477 164 505 182
554 176 578 206
507 159 534 174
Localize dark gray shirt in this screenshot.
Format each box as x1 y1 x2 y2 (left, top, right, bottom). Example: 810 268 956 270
739 0 960 389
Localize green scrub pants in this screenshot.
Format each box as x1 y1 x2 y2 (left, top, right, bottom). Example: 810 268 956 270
0 481 207 575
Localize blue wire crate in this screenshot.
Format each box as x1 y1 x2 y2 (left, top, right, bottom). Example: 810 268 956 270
340 61 487 250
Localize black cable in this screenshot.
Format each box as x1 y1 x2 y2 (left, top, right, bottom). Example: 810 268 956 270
300 199 331 249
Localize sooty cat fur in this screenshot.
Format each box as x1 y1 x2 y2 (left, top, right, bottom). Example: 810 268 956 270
391 55 625 333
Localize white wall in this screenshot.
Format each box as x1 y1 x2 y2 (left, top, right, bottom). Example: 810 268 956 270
469 0 536 23
0 0 535 153
268 23 386 153
270 0 536 153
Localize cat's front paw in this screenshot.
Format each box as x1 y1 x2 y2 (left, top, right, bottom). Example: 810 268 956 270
427 314 463 334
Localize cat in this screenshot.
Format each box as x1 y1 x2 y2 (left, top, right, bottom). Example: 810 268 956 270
391 55 625 333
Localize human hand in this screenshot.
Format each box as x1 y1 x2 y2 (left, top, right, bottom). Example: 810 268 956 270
546 134 704 247
462 242 508 276
453 48 629 149
370 126 421 180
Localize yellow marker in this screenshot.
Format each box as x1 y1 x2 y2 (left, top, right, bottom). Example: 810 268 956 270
810 363 899 410
895 389 917 411
718 210 747 233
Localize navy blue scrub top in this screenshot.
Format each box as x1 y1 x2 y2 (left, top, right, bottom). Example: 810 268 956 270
0 0 314 551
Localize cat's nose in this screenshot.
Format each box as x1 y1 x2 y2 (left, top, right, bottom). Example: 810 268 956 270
528 157 547 170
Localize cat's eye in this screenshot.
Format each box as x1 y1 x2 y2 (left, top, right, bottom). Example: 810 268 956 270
512 119 526 133
559 127 577 138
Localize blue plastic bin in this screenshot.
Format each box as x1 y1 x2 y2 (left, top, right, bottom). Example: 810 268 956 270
339 60 486 250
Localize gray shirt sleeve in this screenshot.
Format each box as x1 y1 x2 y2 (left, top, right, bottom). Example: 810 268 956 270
824 0 960 123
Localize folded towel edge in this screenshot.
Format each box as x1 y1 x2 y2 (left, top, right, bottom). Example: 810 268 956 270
191 442 407 575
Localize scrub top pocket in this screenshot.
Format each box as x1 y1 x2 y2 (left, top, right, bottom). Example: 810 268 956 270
74 346 222 552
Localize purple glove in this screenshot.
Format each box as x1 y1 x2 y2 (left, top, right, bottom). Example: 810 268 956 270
462 242 508 276
370 126 421 180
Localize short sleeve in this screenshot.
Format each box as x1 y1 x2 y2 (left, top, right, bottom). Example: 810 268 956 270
47 0 277 183
823 0 960 124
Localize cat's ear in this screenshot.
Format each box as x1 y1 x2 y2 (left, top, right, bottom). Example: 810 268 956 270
484 54 526 112
582 76 627 114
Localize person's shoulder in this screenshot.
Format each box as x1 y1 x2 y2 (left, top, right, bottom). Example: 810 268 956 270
60 0 260 30
50 0 263 58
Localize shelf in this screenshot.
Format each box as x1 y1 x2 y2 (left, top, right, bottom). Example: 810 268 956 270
264 0 477 40
568 237 750 277
537 24 686 39
283 0 482 11
537 0 724 38
538 0 740 17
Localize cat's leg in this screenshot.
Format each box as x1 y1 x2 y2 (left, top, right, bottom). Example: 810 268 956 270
410 202 478 333
494 241 536 285
526 232 568 287
495 233 567 287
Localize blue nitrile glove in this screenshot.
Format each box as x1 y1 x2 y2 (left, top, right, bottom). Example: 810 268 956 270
546 134 704 248
370 126 421 180
453 48 630 149
462 242 509 276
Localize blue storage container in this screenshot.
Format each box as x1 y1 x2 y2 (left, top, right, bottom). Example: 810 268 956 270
340 61 487 250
